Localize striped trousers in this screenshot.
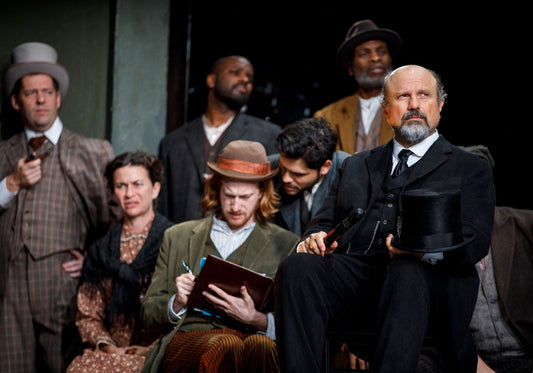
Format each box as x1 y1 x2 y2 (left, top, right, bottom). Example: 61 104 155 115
162 328 279 373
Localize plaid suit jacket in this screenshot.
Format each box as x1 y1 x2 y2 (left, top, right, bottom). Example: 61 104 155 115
0 127 120 299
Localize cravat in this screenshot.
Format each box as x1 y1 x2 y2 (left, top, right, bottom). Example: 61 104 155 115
29 135 47 150
393 149 413 177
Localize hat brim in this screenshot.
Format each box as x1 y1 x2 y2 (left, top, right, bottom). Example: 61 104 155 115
391 233 475 253
207 162 278 181
337 29 402 67
4 62 69 98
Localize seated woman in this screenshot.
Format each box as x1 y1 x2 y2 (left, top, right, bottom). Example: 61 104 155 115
67 151 174 373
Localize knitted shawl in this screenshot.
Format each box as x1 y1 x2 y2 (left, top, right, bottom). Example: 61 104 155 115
80 212 173 327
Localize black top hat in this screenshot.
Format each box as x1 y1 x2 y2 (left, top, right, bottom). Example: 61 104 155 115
392 189 475 253
337 19 402 68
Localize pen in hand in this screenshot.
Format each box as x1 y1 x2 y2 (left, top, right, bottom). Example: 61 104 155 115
181 260 194 276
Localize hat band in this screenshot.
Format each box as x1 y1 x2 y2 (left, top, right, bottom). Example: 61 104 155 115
217 157 270 175
400 231 463 249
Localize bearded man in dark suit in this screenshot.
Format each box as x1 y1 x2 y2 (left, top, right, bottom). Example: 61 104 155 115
275 65 496 373
157 55 282 224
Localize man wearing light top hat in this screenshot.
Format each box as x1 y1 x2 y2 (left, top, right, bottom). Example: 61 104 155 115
141 140 299 373
314 19 403 154
0 42 119 372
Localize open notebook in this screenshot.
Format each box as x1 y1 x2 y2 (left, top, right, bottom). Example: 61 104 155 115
187 255 274 316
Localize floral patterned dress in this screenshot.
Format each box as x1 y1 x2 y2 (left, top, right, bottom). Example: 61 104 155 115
67 218 159 373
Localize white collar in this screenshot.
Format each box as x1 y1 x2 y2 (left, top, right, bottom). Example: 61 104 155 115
393 129 439 159
25 117 63 146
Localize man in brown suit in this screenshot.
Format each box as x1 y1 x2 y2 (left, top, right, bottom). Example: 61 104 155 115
314 19 402 154
0 42 119 373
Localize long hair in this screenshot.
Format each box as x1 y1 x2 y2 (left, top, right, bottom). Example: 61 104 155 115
201 173 280 225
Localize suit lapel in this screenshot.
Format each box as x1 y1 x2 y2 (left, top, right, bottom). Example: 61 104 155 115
336 94 358 153
189 218 212 270
366 143 392 198
57 129 92 230
184 118 207 183
405 136 450 184
279 197 301 236
220 114 246 149
5 133 28 170
239 224 271 269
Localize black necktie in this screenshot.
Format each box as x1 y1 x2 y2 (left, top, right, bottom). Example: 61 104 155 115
393 149 413 177
300 197 310 229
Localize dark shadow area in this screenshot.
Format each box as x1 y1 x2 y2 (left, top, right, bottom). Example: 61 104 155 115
172 2 532 209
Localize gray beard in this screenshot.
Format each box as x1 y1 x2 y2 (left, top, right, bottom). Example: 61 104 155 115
400 121 431 143
354 67 390 90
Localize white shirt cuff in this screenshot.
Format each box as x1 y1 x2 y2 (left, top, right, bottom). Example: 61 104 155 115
258 312 276 340
0 177 17 208
421 252 444 265
168 294 187 321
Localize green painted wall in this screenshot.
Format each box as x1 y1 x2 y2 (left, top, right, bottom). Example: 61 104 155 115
0 0 170 157
0 0 112 141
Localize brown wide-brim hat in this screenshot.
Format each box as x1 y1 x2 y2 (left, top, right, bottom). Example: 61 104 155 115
337 19 402 68
4 42 69 98
207 140 278 181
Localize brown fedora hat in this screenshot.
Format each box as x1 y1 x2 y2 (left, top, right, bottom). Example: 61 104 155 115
337 19 402 68
207 140 278 181
4 42 69 98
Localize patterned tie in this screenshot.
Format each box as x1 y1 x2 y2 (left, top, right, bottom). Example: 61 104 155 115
29 135 47 150
393 149 413 177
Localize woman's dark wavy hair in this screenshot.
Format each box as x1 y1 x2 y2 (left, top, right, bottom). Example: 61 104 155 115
201 173 280 225
105 150 163 189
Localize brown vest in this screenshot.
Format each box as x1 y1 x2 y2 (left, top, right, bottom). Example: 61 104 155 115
354 107 383 153
15 141 85 259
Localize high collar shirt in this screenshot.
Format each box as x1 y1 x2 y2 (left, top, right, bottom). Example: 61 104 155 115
303 179 323 211
210 215 256 259
391 129 439 173
202 115 234 146
358 96 382 135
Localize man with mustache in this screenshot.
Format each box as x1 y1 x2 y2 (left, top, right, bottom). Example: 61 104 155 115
158 56 282 224
314 19 402 154
275 65 496 373
141 140 299 372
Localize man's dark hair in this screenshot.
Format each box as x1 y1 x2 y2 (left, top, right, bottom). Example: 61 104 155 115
275 117 338 170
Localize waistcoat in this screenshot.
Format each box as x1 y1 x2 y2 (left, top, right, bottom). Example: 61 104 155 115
16 141 85 259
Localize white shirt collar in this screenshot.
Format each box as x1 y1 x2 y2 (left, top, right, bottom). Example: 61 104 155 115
25 116 63 146
393 129 439 157
392 129 439 168
202 115 234 146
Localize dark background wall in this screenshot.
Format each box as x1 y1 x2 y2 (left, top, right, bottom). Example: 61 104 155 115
175 2 531 209
1 1 529 209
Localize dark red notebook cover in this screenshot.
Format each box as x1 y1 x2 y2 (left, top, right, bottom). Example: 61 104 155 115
187 255 274 314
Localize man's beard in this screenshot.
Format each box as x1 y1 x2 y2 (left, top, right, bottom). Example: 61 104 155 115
214 85 250 111
399 110 431 143
354 66 391 90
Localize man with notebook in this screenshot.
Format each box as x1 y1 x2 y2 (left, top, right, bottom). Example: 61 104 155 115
140 140 299 373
